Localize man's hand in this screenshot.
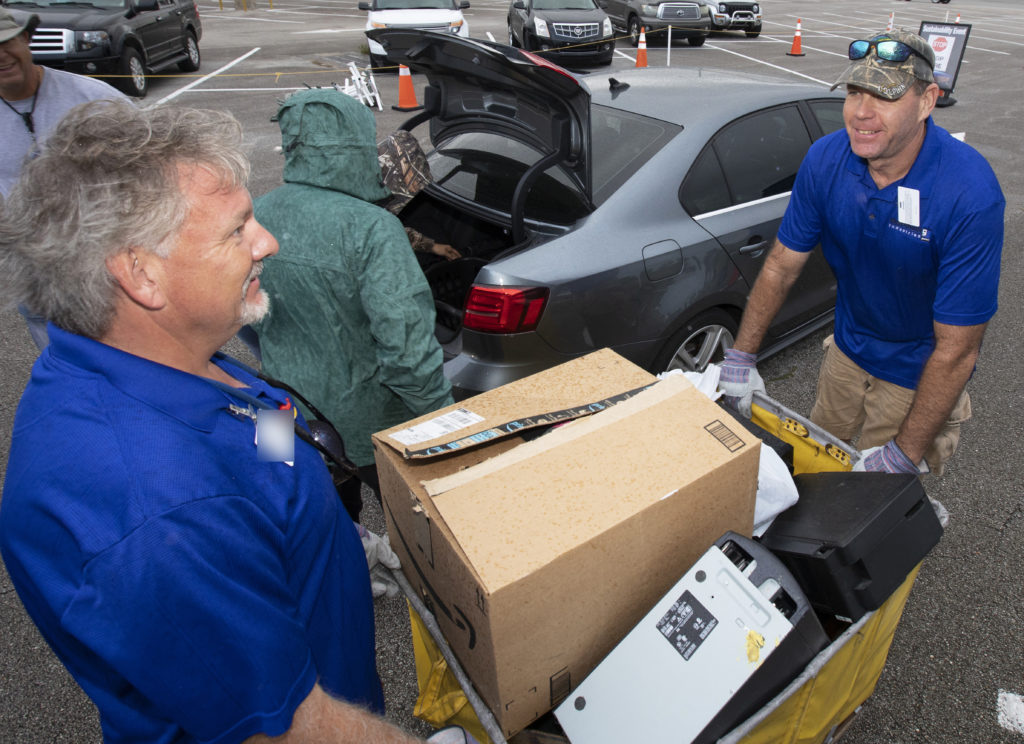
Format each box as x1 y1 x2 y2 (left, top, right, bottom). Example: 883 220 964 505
356 524 402 598
853 440 921 474
430 242 461 261
718 348 765 418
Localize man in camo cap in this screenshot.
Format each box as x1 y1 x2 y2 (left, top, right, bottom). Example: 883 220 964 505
831 27 935 101
720 28 1004 478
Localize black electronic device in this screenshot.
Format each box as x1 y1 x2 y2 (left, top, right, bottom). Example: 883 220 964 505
760 472 943 621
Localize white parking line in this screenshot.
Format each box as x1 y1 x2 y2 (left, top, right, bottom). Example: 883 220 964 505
293 28 366 34
706 43 832 87
202 14 304 23
999 690 1024 736
151 47 262 105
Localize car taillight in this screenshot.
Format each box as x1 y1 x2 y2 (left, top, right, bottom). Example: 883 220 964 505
463 286 549 333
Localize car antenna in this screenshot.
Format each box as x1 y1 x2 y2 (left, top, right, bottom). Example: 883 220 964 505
608 78 630 98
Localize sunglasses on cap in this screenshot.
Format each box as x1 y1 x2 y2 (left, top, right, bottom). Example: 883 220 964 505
848 38 931 66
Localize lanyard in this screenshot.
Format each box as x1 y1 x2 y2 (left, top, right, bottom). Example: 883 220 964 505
206 354 360 482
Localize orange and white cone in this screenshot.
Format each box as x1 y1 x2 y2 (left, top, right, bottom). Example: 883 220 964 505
886 11 894 33
391 64 423 112
955 13 961 24
786 18 806 57
635 27 648 68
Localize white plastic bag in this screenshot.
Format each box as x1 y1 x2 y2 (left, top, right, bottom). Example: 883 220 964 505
659 365 798 535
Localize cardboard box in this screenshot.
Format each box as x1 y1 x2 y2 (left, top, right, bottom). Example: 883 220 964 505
373 349 760 737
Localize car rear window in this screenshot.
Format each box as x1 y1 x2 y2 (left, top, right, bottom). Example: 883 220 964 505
428 104 677 224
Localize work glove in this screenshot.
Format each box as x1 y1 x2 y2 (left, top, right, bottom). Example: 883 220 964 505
718 348 765 418
426 726 480 744
853 440 923 474
355 523 402 598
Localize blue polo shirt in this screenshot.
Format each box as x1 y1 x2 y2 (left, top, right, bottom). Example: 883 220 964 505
777 117 1004 389
0 326 384 743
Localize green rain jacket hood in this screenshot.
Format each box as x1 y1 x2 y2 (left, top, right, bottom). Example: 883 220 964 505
254 88 452 467
277 88 391 202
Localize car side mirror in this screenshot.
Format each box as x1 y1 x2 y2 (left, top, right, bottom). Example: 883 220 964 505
513 0 525 7
358 1 371 9
130 0 159 13
459 0 470 8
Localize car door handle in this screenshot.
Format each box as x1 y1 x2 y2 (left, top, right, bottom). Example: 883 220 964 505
739 240 769 256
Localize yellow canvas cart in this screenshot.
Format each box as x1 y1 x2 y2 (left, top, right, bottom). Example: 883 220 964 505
396 392 943 744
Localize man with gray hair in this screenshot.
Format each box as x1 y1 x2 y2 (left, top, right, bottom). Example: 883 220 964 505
0 100 443 743
718 28 1003 476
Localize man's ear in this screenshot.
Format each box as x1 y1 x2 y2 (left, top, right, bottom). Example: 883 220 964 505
106 250 167 310
920 82 940 119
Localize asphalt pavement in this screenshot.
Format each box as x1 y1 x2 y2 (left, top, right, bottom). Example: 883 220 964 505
1 0 1022 741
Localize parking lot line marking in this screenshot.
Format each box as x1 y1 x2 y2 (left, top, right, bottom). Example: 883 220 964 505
202 14 303 23
998 691 1024 735
151 47 262 106
293 26 365 34
706 44 832 86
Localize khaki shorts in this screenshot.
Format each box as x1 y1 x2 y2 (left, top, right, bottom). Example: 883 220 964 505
809 335 972 475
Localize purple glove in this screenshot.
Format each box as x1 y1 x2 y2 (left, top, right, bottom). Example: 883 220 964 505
718 348 765 418
853 440 920 474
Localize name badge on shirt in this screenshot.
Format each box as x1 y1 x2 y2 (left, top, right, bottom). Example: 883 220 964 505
256 409 295 465
897 186 920 227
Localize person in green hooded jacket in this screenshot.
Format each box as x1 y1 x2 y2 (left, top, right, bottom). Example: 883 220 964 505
253 88 453 521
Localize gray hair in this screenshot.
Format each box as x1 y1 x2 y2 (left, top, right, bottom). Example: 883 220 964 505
0 100 250 339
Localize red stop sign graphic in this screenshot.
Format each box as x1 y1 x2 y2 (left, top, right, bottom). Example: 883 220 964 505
932 37 949 52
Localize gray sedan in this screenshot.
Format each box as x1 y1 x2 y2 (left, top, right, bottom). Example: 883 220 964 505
369 29 842 397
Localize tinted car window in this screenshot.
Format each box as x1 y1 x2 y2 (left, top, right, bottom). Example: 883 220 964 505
714 105 811 204
809 99 846 136
429 105 677 223
679 147 730 216
591 104 680 204
430 133 591 223
680 104 811 215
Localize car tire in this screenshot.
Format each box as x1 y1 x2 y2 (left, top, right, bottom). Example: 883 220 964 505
688 34 707 47
178 30 200 72
654 308 738 374
627 16 641 47
116 47 147 98
745 25 761 38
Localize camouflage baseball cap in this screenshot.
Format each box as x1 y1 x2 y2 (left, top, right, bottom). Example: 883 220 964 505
831 28 935 101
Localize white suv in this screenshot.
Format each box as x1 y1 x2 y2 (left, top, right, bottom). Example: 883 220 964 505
359 0 471 69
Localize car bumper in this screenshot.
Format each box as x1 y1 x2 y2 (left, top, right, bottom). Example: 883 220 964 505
366 26 467 57
34 54 121 76
637 17 709 36
531 38 615 63
709 11 762 29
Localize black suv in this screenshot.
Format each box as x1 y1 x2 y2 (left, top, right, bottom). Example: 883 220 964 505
598 0 709 47
507 0 615 67
3 0 202 97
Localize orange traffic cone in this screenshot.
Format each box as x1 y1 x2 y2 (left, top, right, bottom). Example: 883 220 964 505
635 27 648 68
786 18 806 57
955 13 961 24
392 65 422 112
886 11 894 33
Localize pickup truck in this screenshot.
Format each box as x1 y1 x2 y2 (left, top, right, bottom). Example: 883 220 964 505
597 0 709 47
3 0 202 97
